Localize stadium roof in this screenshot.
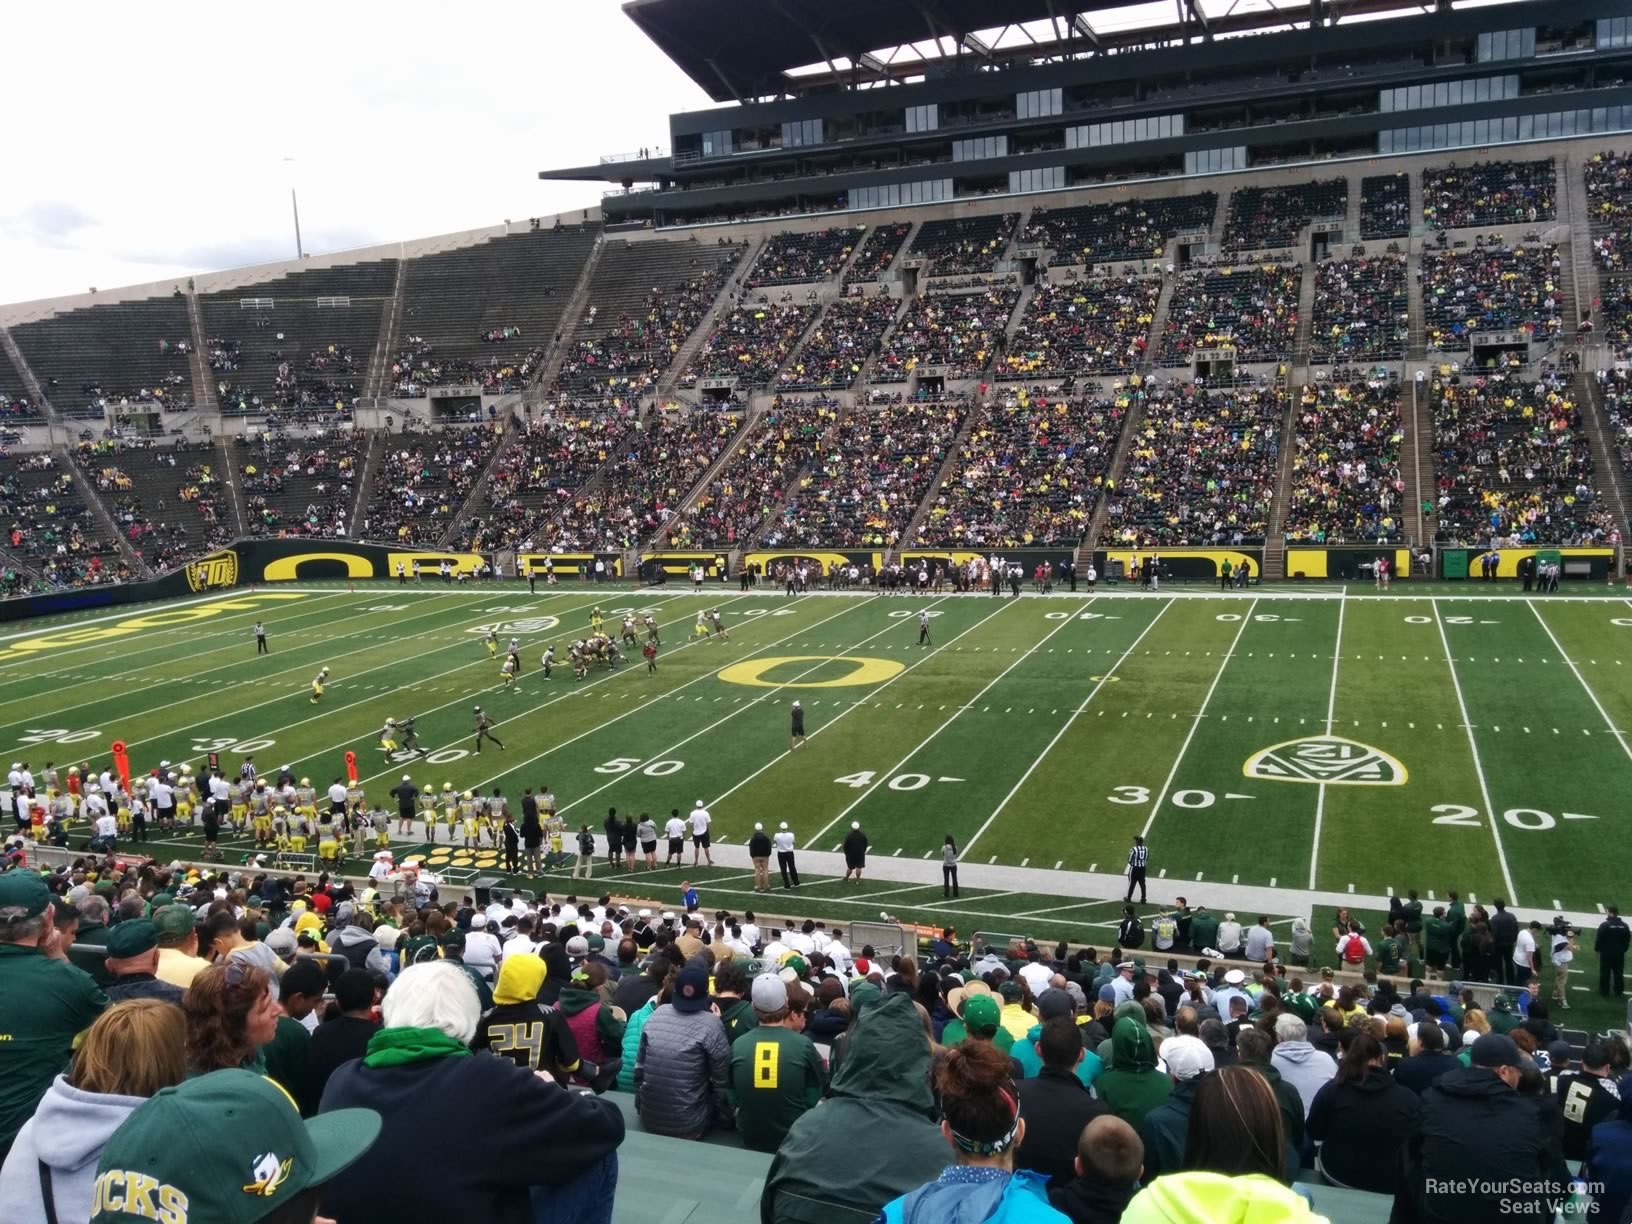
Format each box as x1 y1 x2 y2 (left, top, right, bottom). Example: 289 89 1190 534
623 0 1529 103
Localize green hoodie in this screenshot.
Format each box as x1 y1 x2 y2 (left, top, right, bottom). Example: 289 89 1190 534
1095 1016 1172 1130
556 983 627 1056
762 992 946 1224
1097 1000 1148 1065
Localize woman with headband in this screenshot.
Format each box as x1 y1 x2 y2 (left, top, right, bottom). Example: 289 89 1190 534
879 1038 1069 1224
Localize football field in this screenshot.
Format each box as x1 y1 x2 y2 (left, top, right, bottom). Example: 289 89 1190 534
9 578 1632 963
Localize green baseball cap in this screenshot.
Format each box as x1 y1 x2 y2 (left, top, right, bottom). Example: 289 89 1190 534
106 920 159 959
151 905 197 942
963 993 1002 1033
90 1068 380 1224
0 870 50 919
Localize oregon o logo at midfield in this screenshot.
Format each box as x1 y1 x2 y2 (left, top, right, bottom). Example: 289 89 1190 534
718 655 904 688
1244 737 1407 786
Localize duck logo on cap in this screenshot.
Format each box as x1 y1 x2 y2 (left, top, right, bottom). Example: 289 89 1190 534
243 1153 293 1198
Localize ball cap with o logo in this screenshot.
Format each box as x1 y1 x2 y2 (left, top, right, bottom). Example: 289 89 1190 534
90 1068 381 1224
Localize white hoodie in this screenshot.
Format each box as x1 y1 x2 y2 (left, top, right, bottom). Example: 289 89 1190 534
0 1075 146 1222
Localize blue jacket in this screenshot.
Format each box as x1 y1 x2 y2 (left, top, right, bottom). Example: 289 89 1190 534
1583 1106 1632 1222
881 1168 1070 1224
1013 1022 1103 1087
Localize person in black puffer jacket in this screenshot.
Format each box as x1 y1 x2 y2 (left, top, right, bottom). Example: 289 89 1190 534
1308 1030 1419 1194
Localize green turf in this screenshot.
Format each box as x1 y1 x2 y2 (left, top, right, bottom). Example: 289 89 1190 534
13 579 1632 1032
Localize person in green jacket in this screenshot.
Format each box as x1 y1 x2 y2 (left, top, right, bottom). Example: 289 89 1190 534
1095 1016 1172 1130
1400 889 1425 959
1424 905 1455 975
1488 994 1520 1034
1375 923 1405 976
1188 907 1220 954
1446 891 1467 970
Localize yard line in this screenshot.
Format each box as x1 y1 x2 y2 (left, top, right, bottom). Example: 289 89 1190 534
121 591 668 761
1529 602 1632 766
551 597 955 816
460 595 915 796
1433 603 1518 902
0 587 276 646
1139 598 1259 840
1307 591 1346 890
802 602 1109 850
959 599 1176 857
705 598 1025 809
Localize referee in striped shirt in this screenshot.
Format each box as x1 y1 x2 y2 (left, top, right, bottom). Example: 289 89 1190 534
1125 835 1149 903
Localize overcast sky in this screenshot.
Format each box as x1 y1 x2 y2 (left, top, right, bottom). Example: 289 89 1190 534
0 0 712 305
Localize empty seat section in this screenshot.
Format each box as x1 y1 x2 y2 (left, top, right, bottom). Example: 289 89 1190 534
392 226 598 395
1021 192 1217 264
908 214 1018 274
843 223 912 288
1223 179 1347 250
745 227 863 287
12 296 195 419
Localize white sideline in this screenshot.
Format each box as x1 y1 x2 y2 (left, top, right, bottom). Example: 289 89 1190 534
1307 590 1346 890
1528 601 1632 766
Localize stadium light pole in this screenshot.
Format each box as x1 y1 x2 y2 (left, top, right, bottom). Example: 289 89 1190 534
284 157 303 259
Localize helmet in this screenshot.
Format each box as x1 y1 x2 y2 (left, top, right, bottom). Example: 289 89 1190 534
386 717 396 726
463 790 473 801
300 778 310 787
442 782 453 793
274 804 287 814
180 763 193 775
473 705 481 713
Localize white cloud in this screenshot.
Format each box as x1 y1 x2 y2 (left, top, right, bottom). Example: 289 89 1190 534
0 0 712 304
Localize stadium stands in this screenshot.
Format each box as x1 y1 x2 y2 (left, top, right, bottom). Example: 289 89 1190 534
842 222 912 287
998 276 1158 379
680 303 819 389
780 294 898 390
1309 255 1410 362
1422 158 1557 229
916 386 1127 548
0 346 41 421
661 398 837 546
878 288 1020 379
1158 264 1302 366
744 226 863 287
0 451 127 585
552 239 744 401
1222 179 1346 250
551 410 744 549
393 227 598 394
10 295 195 419
1431 369 1612 544
1019 192 1217 264
1420 242 1563 352
761 395 970 548
1359 173 1411 240
1584 150 1632 354
361 424 502 545
200 261 398 423
908 213 1018 274
454 412 634 552
72 438 235 569
1100 381 1285 545
1284 374 1405 543
233 433 364 539
1597 367 1632 481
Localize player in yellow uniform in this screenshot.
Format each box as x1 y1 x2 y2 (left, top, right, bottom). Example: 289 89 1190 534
421 789 440 841
591 607 604 636
500 654 517 689
311 666 330 704
114 788 132 836
228 779 248 832
253 801 275 847
379 718 399 758
175 765 197 826
460 791 480 848
484 628 499 658
372 806 391 850
440 782 458 841
294 778 318 828
694 610 709 641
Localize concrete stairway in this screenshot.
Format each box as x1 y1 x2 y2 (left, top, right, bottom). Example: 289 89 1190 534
349 431 386 540
1406 248 1427 359
532 232 608 395
0 326 56 419
656 236 763 397
1575 371 1632 541
1561 154 1594 336
892 395 985 560
642 404 767 547
59 446 148 574
365 259 410 401
1407 375 1436 545
436 418 518 547
1262 383 1300 580
183 292 219 414
1143 257 1181 366
1344 169 1363 239
1081 387 1153 562
1293 262 1317 367
216 436 249 538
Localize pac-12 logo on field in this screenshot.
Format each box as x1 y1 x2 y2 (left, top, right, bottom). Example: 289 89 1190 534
1243 737 1407 786
184 549 238 591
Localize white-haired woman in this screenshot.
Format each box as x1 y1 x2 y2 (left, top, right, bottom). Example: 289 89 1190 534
317 961 624 1224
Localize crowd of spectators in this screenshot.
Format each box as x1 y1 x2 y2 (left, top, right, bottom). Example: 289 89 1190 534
662 398 836 547
551 410 744 550
1309 256 1409 363
916 385 1127 548
1284 373 1405 543
390 335 546 398
1596 366 1632 481
1222 180 1346 251
1158 265 1303 366
1430 367 1613 544
1422 159 1557 229
999 277 1158 379
1584 150 1632 355
746 227 864 287
71 438 235 568
780 295 899 390
1020 193 1218 265
1100 380 1285 545
0 452 126 587
842 223 912 288
554 257 738 400
764 395 970 548
682 304 819 389
1420 242 1564 351
878 289 1020 379
454 412 634 552
910 214 1019 276
239 434 363 540
361 424 502 545
1359 173 1411 240
0 394 41 421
